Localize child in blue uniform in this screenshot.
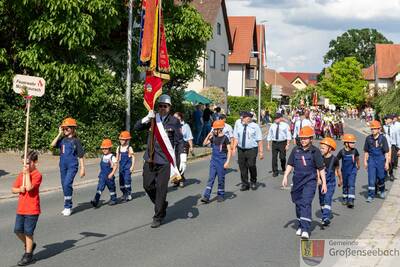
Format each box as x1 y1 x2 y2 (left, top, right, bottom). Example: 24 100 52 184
282 126 327 239
337 133 360 208
201 120 231 203
364 120 390 202
91 139 118 207
116 131 135 202
319 137 342 226
50 117 85 216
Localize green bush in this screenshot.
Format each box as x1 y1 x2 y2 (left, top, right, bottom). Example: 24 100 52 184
226 114 240 127
227 96 258 115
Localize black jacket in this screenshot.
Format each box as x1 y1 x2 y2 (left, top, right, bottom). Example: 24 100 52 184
134 113 184 165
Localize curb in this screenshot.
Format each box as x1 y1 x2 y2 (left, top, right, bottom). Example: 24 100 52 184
0 151 211 201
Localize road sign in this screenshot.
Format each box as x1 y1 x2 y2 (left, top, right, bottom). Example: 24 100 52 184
271 85 282 99
13 74 45 97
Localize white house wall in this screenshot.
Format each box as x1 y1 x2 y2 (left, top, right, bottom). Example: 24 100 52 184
228 64 245 96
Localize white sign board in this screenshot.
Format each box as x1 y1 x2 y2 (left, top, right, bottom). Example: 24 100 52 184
13 75 45 97
271 85 282 99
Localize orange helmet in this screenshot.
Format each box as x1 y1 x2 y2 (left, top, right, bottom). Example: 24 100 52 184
61 117 77 127
320 137 336 151
299 126 314 138
369 120 381 129
100 139 113 149
119 131 132 140
213 120 225 129
342 133 356 143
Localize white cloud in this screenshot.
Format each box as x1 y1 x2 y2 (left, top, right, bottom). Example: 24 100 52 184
226 0 400 72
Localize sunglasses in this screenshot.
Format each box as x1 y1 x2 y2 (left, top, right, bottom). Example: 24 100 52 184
62 127 71 131
158 104 169 108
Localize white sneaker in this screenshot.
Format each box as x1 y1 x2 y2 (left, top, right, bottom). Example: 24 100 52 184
301 232 310 240
61 208 72 216
127 195 133 201
296 228 302 236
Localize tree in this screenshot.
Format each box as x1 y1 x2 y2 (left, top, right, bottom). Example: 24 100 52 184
200 87 226 107
373 83 400 115
290 86 318 108
318 57 367 107
0 0 212 152
324 29 392 68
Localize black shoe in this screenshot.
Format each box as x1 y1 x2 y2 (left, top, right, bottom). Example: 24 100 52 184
240 185 250 191
347 201 354 208
172 182 179 188
18 253 34 266
201 197 210 204
390 175 395 181
272 173 279 177
322 219 331 226
151 219 162 228
217 196 224 202
250 182 257 190
90 200 99 208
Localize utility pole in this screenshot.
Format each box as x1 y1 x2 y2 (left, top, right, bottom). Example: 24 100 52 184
125 0 133 131
257 20 267 126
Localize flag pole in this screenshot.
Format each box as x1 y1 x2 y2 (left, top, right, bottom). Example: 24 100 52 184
126 0 133 131
22 95 32 187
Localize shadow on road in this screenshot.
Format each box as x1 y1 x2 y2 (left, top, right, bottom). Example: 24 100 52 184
167 178 201 193
0 169 9 178
163 195 201 225
283 219 321 232
34 232 107 262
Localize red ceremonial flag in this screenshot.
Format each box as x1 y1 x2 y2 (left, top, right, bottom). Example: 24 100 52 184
140 0 157 63
158 8 170 73
143 73 163 111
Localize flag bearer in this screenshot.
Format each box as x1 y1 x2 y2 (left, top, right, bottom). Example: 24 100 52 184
50 118 86 216
282 126 327 240
201 120 231 203
117 131 135 201
364 120 390 202
91 139 118 207
319 137 342 226
337 134 360 208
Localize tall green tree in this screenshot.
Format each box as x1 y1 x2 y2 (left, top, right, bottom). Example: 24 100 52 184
319 57 367 107
323 28 392 67
0 0 212 152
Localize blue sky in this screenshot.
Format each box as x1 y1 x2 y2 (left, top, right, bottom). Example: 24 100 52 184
226 0 400 73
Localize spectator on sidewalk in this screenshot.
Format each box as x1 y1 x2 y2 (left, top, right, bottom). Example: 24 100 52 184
212 107 222 121
193 104 203 146
12 151 42 266
201 103 214 142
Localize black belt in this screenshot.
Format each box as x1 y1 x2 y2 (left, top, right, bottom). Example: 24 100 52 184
272 140 287 143
238 147 257 151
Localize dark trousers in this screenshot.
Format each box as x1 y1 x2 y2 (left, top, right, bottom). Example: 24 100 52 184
272 141 287 174
143 162 170 220
238 148 258 187
390 145 399 176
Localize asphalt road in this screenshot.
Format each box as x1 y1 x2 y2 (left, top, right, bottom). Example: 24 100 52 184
0 125 391 267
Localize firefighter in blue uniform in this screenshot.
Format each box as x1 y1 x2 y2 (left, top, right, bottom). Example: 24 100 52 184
91 139 118 207
364 120 390 202
50 117 86 217
201 120 231 203
117 131 135 201
319 137 342 226
282 126 327 240
337 133 360 208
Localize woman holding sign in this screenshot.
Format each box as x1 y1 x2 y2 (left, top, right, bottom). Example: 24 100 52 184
51 118 85 216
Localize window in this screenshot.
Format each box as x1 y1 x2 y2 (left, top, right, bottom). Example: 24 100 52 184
245 88 256 97
247 68 256 80
217 23 221 35
221 54 226 71
209 50 216 69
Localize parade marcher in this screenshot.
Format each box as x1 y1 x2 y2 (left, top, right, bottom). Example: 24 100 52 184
282 126 327 240
91 139 118 207
174 112 194 188
50 117 85 216
337 134 360 208
12 151 42 266
201 120 231 203
210 114 233 142
293 111 313 146
383 115 399 181
266 113 291 177
392 114 400 173
364 120 390 202
233 112 264 191
134 95 185 228
116 131 135 201
319 138 342 226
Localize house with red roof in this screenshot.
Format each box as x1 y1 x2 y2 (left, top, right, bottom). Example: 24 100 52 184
362 44 400 95
182 0 233 97
227 16 266 97
279 72 319 90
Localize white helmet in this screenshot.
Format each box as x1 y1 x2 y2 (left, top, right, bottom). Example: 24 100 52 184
158 94 172 105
